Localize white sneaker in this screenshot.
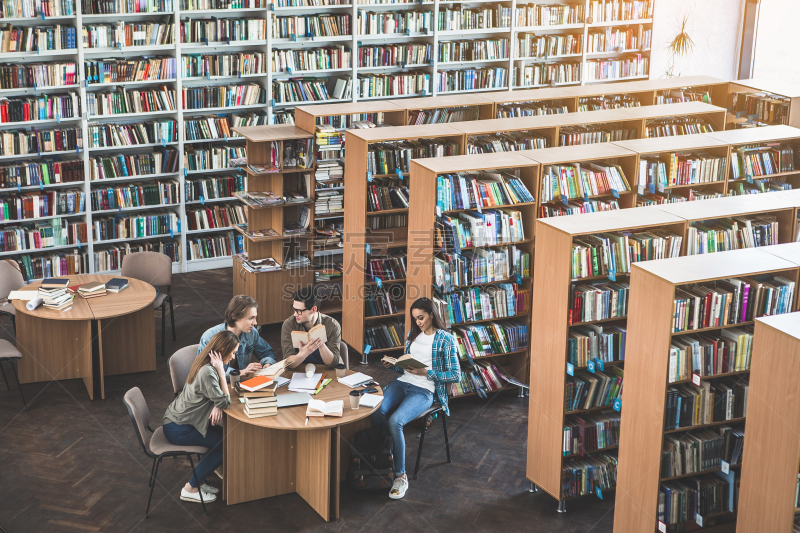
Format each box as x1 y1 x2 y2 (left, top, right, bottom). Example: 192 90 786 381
200 483 219 495
214 467 224 480
389 476 408 499
180 488 217 503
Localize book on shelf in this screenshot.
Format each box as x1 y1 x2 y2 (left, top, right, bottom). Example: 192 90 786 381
541 162 631 203
364 319 405 350
469 132 549 154
685 216 780 255
283 205 311 235
578 95 641 112
450 319 528 359
732 91 790 125
235 191 284 207
658 474 733 525
436 209 526 253
234 252 281 272
563 412 620 456
637 153 727 190
436 171 535 212
435 246 530 289
565 367 624 412
664 379 749 430
433 283 530 326
571 229 683 279
731 143 796 180
569 281 629 325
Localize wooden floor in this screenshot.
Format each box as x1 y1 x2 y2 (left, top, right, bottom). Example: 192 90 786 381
0 268 615 533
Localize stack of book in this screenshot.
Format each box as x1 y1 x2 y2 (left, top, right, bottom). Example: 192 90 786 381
234 252 281 272
39 278 73 310
242 388 278 419
235 191 284 207
78 281 107 299
315 160 344 181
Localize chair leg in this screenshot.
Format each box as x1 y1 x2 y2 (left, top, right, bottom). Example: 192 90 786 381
160 304 166 357
441 412 451 463
413 424 427 480
146 457 162 518
9 359 26 411
148 457 157 487
169 297 176 341
0 360 10 391
187 454 207 516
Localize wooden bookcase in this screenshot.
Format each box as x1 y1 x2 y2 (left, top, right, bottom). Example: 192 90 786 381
727 79 800 129
388 94 495 125
404 152 538 395
342 124 466 361
527 205 688 509
613 247 800 533
230 125 316 325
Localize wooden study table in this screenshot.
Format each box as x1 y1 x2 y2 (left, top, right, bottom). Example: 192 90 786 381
13 274 156 400
223 371 383 521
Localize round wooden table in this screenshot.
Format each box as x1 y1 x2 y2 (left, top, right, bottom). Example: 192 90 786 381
13 274 156 400
223 370 383 521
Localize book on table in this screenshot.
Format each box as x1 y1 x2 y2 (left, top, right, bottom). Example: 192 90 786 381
41 278 70 289
381 354 428 369
240 375 274 392
306 399 343 418
291 323 328 348
105 278 128 293
78 281 107 299
245 395 278 418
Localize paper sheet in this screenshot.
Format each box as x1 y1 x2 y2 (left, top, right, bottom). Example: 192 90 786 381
359 393 383 408
288 372 322 392
8 291 38 301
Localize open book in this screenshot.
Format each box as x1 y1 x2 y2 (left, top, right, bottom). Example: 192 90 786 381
291 323 328 349
255 360 290 378
381 354 428 370
306 399 343 418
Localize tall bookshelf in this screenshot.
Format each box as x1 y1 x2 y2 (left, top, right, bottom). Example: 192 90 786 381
230 124 316 325
727 79 800 129
405 152 538 396
341 124 464 362
613 247 800 533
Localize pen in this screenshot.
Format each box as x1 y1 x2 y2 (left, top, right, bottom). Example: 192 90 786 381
305 417 309 426
62 307 72 313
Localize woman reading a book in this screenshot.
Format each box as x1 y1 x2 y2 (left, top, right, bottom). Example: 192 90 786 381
373 297 461 500
163 330 236 505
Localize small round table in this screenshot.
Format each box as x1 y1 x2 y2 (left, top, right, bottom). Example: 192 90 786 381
13 274 156 400
223 370 383 521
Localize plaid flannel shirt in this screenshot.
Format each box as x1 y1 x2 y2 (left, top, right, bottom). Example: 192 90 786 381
392 329 462 415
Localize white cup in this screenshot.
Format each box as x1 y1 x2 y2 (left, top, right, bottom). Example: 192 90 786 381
305 363 316 378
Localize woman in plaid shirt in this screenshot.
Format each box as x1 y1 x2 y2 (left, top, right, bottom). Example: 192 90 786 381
373 297 461 499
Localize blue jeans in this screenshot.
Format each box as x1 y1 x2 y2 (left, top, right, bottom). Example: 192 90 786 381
371 380 434 476
162 422 223 488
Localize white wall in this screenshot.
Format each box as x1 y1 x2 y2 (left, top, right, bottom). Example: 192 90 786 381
650 0 746 80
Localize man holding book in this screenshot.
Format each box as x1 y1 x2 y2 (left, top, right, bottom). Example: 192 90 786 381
198 295 277 377
280 287 342 370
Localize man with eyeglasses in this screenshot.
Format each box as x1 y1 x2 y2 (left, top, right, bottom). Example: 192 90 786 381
280 286 342 369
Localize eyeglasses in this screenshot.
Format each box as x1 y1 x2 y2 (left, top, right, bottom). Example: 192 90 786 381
292 307 307 315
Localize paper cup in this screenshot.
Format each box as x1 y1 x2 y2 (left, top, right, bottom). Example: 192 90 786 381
335 364 346 378
349 390 360 409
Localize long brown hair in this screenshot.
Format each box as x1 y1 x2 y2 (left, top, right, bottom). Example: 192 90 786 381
187 330 240 384
407 297 446 344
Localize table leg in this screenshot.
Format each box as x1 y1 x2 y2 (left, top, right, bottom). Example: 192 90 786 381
296 428 333 522
91 320 103 400
99 306 156 377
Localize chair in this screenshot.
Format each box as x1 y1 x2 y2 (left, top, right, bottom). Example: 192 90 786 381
123 387 209 518
169 345 199 397
0 260 24 333
339 340 349 370
411 405 451 480
121 252 175 356
0 340 27 411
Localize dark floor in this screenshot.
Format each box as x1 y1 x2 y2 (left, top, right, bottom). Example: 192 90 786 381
0 269 615 533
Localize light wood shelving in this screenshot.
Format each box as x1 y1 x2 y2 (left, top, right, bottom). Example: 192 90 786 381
727 79 800 129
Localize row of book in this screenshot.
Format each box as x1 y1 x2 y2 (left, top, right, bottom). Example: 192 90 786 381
89 149 179 181
571 229 682 279
434 246 530 290
185 174 244 203
82 0 175 14
86 86 176 116
732 91 790 126
0 189 84 221
365 286 403 317
367 252 406 281
468 132 548 154
541 162 631 203
437 67 508 93
272 78 331 103
181 52 265 79
360 43 430 68
367 139 460 175
662 426 744 479
0 218 85 252
180 0 262 9
438 6 511 31
449 361 514 397
357 11 429 35
569 281 629 325
366 180 408 212
1 159 83 189
637 189 723 206
87 119 177 148
451 319 529 359
566 367 624 412
82 22 173 49
516 33 582 59
0 127 82 156
86 57 176 85
514 62 580 88
638 153 728 189
588 0 653 22
495 101 568 119
89 180 180 211
437 171 536 212
563 412 620 456
273 14 349 39
684 216 779 255
368 213 406 230
408 106 478 125
0 62 79 89
658 475 732 525
185 112 267 141
727 181 792 197
433 283 530 326
357 72 430 98
0 92 81 124
0 24 77 53
184 145 246 171
578 95 641 112
272 47 350 73
656 88 714 105
584 55 649 82
515 3 584 27
672 274 795 333
644 117 714 138
668 328 754 384
186 203 246 231
182 84 266 110
568 324 626 367
92 211 178 241
561 453 618 498
586 26 651 53
180 19 266 43
731 144 795 180
664 378 748 431
93 239 180 271
187 231 244 260
541 198 620 218
437 209 527 252
14 249 87 282
559 125 636 147
364 318 404 350
439 39 509 63
2 0 75 17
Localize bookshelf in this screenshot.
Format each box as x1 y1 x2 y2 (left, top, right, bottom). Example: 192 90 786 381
726 79 800 129
230 124 316 325
613 246 800 532
341 123 464 362
405 152 537 397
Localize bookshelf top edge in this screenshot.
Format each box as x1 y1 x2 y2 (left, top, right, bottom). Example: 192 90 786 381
232 125 313 141
755 312 800 342
410 152 536 173
536 205 685 235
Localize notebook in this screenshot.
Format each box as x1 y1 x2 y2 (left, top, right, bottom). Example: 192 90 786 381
276 392 312 408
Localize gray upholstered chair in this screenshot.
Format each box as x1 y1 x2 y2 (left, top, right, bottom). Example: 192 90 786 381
169 344 199 397
339 340 349 369
0 260 25 333
121 251 175 356
0 339 27 411
123 387 209 517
